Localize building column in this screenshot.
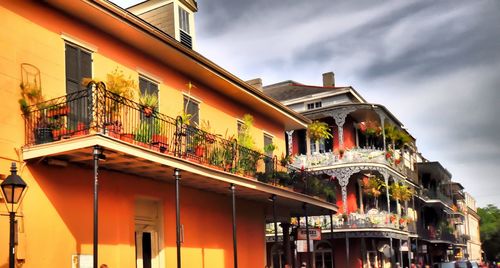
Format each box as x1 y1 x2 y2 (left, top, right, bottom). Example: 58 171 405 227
330 107 356 149
286 130 294 156
376 111 387 151
92 145 103 268
230 184 238 268
327 167 357 214
381 170 391 213
304 203 312 266
345 233 350 268
281 222 292 266
174 168 182 268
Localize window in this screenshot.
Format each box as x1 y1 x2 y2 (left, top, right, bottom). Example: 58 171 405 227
178 7 190 34
139 76 159 111
310 138 326 153
264 134 273 157
65 43 92 93
306 101 322 110
183 96 199 126
65 43 92 129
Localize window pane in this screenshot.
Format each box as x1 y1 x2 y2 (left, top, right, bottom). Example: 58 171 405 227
183 97 199 126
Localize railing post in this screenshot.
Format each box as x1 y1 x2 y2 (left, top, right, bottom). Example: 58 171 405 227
174 116 183 157
273 155 278 185
232 139 238 173
174 169 182 268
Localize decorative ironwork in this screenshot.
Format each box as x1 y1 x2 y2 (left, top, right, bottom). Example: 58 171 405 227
286 130 294 155
22 85 334 204
329 107 356 148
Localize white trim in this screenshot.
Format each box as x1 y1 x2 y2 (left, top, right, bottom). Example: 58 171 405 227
282 89 350 106
137 68 163 83
61 32 98 52
127 0 171 16
263 132 275 139
182 92 202 104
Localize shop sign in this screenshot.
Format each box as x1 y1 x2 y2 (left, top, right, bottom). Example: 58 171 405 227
297 228 321 240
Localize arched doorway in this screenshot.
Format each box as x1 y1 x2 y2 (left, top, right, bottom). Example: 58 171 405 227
314 241 334 268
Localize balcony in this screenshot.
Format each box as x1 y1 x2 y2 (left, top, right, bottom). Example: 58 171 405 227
264 210 411 236
417 224 457 244
22 85 337 210
419 188 454 208
292 148 417 180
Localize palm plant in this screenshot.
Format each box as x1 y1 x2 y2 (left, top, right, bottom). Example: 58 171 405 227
308 121 333 141
138 91 158 117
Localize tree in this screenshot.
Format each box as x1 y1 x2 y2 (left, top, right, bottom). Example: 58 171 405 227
478 204 500 261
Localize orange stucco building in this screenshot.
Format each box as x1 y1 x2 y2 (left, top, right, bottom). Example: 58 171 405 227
0 1 338 268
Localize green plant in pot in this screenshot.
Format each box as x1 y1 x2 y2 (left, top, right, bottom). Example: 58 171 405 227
361 175 385 209
138 91 158 117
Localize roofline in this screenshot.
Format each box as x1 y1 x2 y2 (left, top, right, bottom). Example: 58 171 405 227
47 0 310 128
417 161 452 178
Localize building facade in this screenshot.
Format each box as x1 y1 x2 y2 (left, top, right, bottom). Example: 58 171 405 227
464 192 482 262
0 1 338 268
262 72 480 268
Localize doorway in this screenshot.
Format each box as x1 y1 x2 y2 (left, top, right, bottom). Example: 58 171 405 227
135 199 162 268
314 242 334 268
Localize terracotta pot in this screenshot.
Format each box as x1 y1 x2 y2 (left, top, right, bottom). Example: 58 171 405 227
143 107 153 117
195 146 205 157
120 133 134 143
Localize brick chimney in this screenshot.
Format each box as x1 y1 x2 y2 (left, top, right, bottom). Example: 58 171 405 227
322 72 335 87
246 78 263 91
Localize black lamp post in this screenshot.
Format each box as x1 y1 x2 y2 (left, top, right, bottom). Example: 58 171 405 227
1 162 27 268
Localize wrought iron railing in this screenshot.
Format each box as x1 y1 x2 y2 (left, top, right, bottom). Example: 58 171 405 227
22 84 335 202
417 224 457 243
292 148 418 180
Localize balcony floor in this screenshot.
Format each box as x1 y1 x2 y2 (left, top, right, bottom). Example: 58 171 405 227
23 133 337 219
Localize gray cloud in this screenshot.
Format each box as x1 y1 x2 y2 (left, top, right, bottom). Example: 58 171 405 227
114 0 500 206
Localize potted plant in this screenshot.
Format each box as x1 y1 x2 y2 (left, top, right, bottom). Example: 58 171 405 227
263 143 277 155
49 117 67 140
361 175 385 209
308 121 333 153
389 182 413 215
279 153 292 167
138 91 158 117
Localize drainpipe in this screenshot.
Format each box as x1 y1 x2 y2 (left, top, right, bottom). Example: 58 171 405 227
92 145 102 268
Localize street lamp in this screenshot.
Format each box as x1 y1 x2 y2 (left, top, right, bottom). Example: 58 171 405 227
1 162 27 268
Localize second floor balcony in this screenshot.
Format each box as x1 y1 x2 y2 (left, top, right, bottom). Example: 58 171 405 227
292 148 417 181
21 84 338 210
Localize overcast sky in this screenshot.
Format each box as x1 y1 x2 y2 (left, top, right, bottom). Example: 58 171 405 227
115 0 500 207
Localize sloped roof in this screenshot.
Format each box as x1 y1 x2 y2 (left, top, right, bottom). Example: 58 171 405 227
263 81 352 102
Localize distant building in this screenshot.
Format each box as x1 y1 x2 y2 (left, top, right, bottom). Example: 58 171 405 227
464 192 482 262
262 72 479 267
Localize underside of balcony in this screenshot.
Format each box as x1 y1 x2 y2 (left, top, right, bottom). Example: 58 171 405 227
22 132 336 218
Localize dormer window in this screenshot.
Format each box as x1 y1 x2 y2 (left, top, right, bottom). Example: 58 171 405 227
306 101 322 110
178 7 190 34
178 7 192 48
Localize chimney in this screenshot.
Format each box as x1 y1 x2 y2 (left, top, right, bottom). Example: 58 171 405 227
246 78 263 91
127 0 198 49
322 72 335 87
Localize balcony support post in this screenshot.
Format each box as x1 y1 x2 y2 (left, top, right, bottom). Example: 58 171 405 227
174 168 182 268
271 195 278 248
330 107 356 149
381 170 391 213
92 145 102 268
345 233 350 268
280 222 292 266
230 184 238 268
326 167 356 213
408 237 412 266
376 111 387 151
390 237 395 267
329 211 335 266
399 238 403 266
286 130 294 156
303 203 311 265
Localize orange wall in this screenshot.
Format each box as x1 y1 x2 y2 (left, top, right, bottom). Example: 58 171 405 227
11 162 265 268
